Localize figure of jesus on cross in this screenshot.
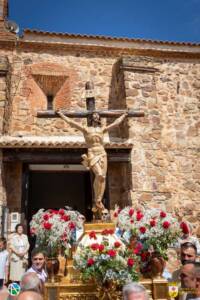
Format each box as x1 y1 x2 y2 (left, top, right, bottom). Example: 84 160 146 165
56 109 128 218
37 82 144 219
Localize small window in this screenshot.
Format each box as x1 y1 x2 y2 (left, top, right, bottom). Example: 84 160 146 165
47 95 54 110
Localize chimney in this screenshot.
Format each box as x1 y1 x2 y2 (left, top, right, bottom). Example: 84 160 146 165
0 0 8 20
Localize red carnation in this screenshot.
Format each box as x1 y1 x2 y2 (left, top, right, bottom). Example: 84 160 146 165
127 258 135 267
107 250 116 257
89 231 97 240
160 211 166 218
129 208 134 217
91 243 99 251
87 258 95 266
162 221 170 229
98 244 105 252
114 212 118 218
139 226 146 234
43 214 49 221
69 222 75 230
140 251 150 262
43 222 52 230
30 227 35 235
130 219 134 224
58 209 65 216
136 212 144 221
133 243 143 254
101 229 114 235
61 215 70 222
101 229 109 235
180 222 189 234
114 241 121 248
150 219 156 227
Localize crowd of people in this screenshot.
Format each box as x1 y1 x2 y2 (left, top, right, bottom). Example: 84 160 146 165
0 222 200 299
0 224 47 300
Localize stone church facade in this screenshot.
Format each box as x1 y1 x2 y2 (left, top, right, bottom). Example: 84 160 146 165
0 0 200 234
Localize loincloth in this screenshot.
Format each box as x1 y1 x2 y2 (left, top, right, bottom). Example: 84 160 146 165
81 148 106 169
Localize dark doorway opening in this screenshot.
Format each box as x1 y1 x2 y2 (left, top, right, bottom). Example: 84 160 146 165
25 169 93 228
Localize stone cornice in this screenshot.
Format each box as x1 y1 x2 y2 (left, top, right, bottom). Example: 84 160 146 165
17 30 200 58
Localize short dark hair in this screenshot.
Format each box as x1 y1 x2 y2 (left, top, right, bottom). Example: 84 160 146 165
31 247 46 259
0 237 6 246
181 242 197 254
15 223 24 232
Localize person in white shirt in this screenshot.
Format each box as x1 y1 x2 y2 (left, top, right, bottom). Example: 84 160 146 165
26 248 47 283
0 237 9 289
9 223 30 282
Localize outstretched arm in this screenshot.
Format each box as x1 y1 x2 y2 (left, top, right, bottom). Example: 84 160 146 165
103 112 128 132
56 111 87 133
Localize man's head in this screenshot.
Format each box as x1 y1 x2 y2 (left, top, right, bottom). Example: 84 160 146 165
181 242 197 264
194 265 200 297
31 248 46 272
17 291 43 300
123 283 149 300
0 237 6 251
21 272 44 294
91 112 101 127
180 261 196 289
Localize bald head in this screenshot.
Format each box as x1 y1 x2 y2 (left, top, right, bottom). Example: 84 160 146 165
17 291 43 300
21 272 43 294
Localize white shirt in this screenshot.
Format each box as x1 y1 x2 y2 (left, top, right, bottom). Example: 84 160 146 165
0 250 9 279
26 267 47 283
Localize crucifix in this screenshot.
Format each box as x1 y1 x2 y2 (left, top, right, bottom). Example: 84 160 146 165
37 82 144 220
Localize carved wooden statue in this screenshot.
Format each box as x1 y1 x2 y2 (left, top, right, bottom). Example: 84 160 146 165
56 111 127 219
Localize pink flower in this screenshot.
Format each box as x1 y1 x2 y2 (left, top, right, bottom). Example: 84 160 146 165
160 211 166 218
127 258 135 267
129 208 134 217
162 221 170 229
87 258 95 266
139 226 146 234
43 222 52 230
150 220 156 227
107 250 116 257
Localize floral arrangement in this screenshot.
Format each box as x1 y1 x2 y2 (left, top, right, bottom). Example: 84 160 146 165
73 229 139 286
114 207 181 260
30 208 85 256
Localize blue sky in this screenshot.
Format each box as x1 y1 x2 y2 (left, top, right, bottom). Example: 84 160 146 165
9 0 200 43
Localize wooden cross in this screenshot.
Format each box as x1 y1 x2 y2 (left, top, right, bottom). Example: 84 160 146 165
37 81 145 123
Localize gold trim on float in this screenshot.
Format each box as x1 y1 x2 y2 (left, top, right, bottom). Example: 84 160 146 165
84 222 115 233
